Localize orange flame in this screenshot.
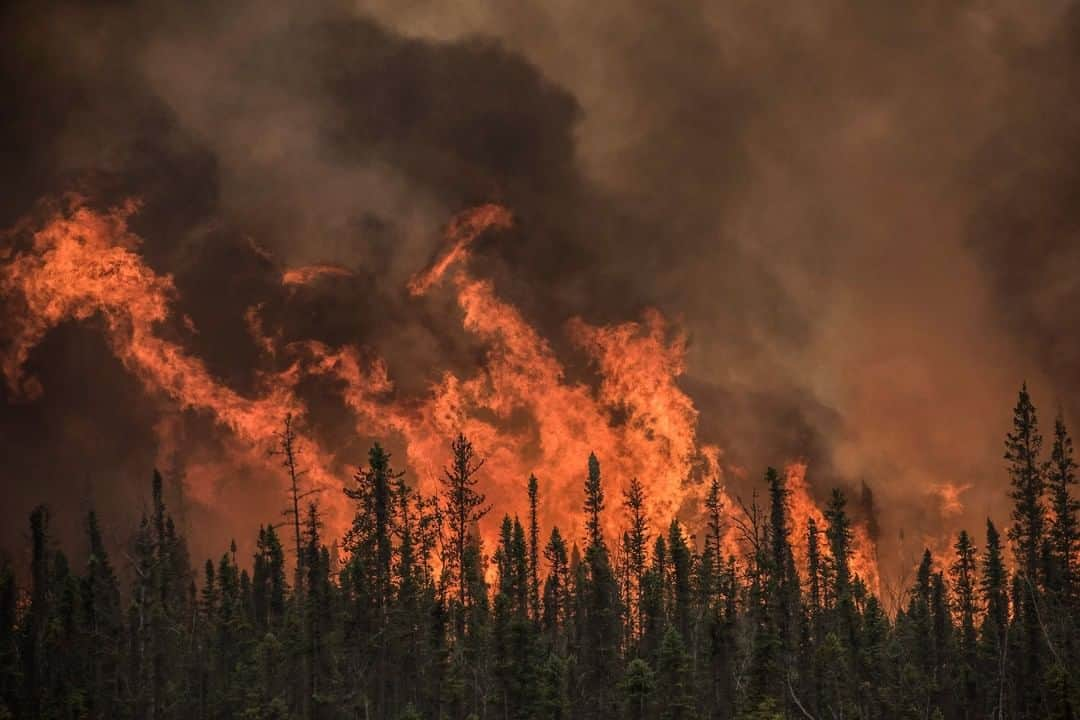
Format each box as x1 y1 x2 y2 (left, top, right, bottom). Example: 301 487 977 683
786 463 880 595
0 197 343 523
407 204 513 296
1 197 881 589
281 264 354 287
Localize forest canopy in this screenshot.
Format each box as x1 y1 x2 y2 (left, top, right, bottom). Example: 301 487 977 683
0 384 1077 719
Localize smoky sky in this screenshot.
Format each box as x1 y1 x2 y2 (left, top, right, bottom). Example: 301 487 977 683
2 0 1079 584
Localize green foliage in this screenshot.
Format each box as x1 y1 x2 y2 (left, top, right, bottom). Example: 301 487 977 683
4 392 1079 720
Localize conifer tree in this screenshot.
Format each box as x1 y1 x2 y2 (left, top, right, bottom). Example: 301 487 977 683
621 657 655 720
83 510 123 719
1004 385 1047 718
1006 385 1046 584
764 467 798 692
1047 414 1078 605
7 391 1080 720
542 527 570 640
640 536 667 662
528 475 541 624
979 519 1009 719
344 443 403 716
806 517 822 622
584 453 604 551
274 414 310 586
704 475 726 605
623 477 649 646
655 627 695 720
930 569 954 715
301 502 337 720
577 453 622 720
668 520 693 645
440 433 490 616
951 530 979 720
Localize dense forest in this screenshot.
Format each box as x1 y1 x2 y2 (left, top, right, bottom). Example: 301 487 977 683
0 384 1077 720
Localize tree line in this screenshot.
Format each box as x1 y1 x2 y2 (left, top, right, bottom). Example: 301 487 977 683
0 384 1077 719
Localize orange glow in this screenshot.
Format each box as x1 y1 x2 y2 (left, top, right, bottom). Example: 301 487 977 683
281 264 354 287
407 204 513 296
930 482 971 517
786 463 880 595
1 197 882 586
0 197 343 526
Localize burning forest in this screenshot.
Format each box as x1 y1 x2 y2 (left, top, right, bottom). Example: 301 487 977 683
3 0 1080 718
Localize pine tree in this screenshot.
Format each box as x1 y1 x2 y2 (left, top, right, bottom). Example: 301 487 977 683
526 475 542 625
577 453 622 720
655 627 695 720
10 393 1080 720
460 525 491 719
542 527 570 640
1047 414 1078 604
979 519 1009 719
584 452 604 551
253 524 288 632
930 569 954 715
623 477 649 646
819 489 856 714
764 468 798 691
390 472 432 714
345 443 399 615
1006 385 1045 584
493 516 536 718
273 414 311 587
824 489 853 611
82 510 123 718
668 520 693 645
621 657 655 720
301 503 337 720
344 443 402 717
640 536 667 662
440 433 490 617
806 517 822 623
704 475 726 606
951 530 979 720
1004 385 1046 719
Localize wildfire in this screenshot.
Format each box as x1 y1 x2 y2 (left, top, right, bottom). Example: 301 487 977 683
0 197 342 520
1 196 880 587
786 463 880 595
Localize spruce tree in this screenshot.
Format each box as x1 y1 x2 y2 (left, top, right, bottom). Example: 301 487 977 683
623 477 649 646
1006 385 1045 584
577 453 621 720
344 443 402 717
764 467 798 694
655 626 695 720
621 657 655 720
542 527 569 640
668 520 693 645
528 475 541 624
951 530 979 720
1004 385 1046 718
1047 414 1078 605
440 433 490 617
584 452 604 550
979 519 1009 719
83 510 123 719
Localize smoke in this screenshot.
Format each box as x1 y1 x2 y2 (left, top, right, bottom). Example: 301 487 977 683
2 0 1078 585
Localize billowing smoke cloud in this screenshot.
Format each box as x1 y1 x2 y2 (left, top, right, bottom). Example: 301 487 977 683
2 0 1078 590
